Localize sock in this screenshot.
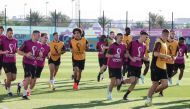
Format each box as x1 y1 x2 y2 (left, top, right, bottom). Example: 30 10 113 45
49 80 53 85
76 80 79 85
125 90 131 96
177 80 180 83
7 87 11 93
19 80 24 87
23 90 27 96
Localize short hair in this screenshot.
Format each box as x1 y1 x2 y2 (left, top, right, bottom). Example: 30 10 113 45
0 26 4 30
7 28 13 32
53 32 58 36
73 28 82 34
117 33 123 36
33 30 40 34
125 27 130 32
99 35 107 42
179 37 185 41
110 31 114 34
162 29 169 34
140 30 148 36
81 30 85 37
41 33 47 37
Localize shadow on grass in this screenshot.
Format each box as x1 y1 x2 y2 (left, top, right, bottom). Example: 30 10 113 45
133 99 190 109
34 99 127 109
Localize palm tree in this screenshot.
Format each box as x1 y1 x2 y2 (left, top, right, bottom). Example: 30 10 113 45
98 16 112 28
26 11 44 26
49 11 71 27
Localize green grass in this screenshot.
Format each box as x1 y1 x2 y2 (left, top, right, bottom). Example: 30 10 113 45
0 52 190 109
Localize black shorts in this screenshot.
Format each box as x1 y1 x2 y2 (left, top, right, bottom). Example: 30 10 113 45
123 61 129 73
48 57 61 66
128 65 142 78
174 63 185 71
98 57 107 67
3 62 17 74
0 57 3 70
151 66 168 81
143 60 150 65
23 63 37 79
108 67 122 79
166 64 174 78
36 66 43 78
73 59 85 70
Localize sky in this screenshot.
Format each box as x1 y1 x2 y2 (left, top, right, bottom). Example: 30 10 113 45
0 0 190 21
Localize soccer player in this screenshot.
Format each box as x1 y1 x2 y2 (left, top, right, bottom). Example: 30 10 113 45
0 26 6 76
106 33 126 100
172 37 188 85
96 35 107 68
17 30 41 100
140 36 150 84
17 33 50 95
122 31 148 100
70 28 89 90
0 28 18 96
165 29 178 85
122 27 133 77
145 29 172 106
97 31 115 82
48 32 65 90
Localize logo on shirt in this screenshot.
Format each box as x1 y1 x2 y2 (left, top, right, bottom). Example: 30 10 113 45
178 48 183 57
138 47 142 57
32 46 37 56
9 44 14 53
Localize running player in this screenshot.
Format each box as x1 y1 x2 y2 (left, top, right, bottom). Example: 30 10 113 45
96 35 107 69
122 31 148 100
17 33 50 95
0 26 6 76
48 32 65 90
17 30 41 100
0 28 18 96
106 33 126 100
165 29 178 85
145 29 172 106
140 36 150 84
97 31 115 82
70 28 89 90
122 27 133 77
172 37 188 85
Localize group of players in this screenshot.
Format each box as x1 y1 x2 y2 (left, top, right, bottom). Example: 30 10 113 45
96 28 188 106
0 26 89 100
0 25 188 106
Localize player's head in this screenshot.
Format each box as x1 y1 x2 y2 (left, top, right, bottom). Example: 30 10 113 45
40 33 48 44
161 29 170 41
73 28 82 40
170 29 175 39
179 37 185 44
53 32 59 41
6 28 13 38
0 26 4 35
140 30 148 43
32 30 40 41
125 27 131 35
81 30 85 37
109 31 115 39
99 35 106 42
115 33 123 43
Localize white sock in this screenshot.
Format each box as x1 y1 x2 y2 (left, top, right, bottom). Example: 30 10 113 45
23 90 27 96
7 87 11 93
177 80 180 83
19 80 24 87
